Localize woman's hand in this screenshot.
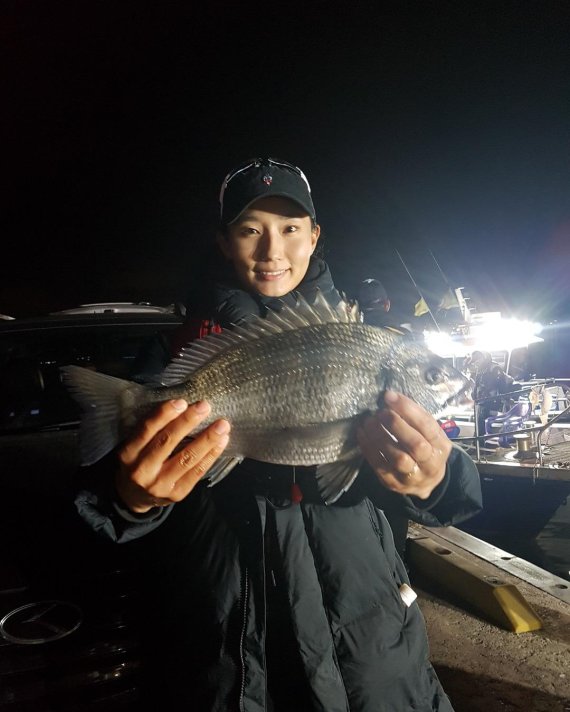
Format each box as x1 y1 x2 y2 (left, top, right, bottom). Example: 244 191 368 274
115 399 230 514
357 390 451 500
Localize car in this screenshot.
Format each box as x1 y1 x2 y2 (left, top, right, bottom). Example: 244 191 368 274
0 308 184 433
51 301 186 316
0 307 184 711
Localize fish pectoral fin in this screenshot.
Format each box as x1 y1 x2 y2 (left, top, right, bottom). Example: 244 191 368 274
204 456 243 486
316 453 363 505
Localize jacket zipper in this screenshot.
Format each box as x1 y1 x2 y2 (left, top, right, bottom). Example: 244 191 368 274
262 502 269 712
366 499 400 565
238 567 249 712
365 499 384 543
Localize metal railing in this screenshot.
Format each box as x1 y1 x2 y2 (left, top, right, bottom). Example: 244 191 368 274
450 378 570 466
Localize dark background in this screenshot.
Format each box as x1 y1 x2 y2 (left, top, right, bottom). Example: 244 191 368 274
3 0 570 327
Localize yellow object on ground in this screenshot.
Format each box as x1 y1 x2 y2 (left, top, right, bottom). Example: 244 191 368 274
408 535 543 633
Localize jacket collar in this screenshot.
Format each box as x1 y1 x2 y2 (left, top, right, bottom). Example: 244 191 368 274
211 257 342 327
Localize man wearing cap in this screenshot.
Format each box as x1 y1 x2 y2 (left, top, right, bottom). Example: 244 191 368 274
76 158 481 711
359 277 391 316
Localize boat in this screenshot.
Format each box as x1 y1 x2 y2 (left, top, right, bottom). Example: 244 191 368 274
445 382 570 537
422 292 570 537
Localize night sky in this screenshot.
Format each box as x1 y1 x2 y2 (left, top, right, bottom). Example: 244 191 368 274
4 1 570 326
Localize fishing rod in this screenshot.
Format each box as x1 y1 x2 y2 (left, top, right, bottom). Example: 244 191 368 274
429 250 471 321
395 250 441 332
429 250 454 290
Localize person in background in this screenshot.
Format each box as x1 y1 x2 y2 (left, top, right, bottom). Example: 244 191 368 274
466 350 515 433
75 157 482 712
358 278 391 319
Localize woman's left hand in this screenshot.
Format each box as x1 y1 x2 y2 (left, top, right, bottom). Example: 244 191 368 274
357 390 452 500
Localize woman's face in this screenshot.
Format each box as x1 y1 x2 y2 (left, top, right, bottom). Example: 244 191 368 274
218 196 320 298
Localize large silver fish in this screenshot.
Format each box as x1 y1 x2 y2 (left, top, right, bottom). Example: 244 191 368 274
61 293 469 503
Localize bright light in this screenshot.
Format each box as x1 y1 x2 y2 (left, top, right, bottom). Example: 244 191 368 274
424 315 543 357
424 330 469 358
470 317 542 353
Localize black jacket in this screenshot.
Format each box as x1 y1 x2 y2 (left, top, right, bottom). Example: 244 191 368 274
75 259 482 711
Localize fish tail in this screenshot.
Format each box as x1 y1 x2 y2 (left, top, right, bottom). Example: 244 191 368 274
61 365 147 466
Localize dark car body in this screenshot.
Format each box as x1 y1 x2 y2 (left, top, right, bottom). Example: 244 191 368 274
0 310 183 711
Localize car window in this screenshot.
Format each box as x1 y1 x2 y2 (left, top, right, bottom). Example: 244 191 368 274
0 323 179 433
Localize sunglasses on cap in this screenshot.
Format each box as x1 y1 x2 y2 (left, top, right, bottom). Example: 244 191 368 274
219 157 312 207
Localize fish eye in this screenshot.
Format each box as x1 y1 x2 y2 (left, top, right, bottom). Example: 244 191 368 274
425 366 445 385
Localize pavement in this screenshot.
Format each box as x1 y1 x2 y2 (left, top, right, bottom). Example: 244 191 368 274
409 526 570 711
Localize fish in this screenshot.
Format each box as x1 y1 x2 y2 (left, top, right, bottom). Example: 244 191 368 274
61 292 470 503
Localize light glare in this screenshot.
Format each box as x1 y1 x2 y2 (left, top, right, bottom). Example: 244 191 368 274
424 316 543 357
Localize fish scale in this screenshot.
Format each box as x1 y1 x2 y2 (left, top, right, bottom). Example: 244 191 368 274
61 293 469 503
186 323 386 426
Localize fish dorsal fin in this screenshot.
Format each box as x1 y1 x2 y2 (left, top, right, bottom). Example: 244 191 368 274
264 290 361 331
160 333 251 385
160 291 360 385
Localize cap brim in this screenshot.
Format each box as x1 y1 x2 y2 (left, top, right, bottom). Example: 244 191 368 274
226 192 316 224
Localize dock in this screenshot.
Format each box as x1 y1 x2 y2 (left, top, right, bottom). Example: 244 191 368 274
409 524 570 711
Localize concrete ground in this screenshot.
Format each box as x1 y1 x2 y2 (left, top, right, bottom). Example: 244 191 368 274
409 531 570 711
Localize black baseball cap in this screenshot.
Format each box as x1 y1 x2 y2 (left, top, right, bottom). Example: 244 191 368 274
219 157 316 225
358 278 389 305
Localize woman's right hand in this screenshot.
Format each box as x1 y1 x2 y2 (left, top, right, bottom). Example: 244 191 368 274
115 399 231 514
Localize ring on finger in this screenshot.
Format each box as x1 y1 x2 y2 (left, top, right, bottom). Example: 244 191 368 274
406 461 419 479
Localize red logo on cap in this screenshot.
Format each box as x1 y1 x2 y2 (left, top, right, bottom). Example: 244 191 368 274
263 174 273 186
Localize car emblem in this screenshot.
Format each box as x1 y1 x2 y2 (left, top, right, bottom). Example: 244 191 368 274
0 600 83 644
263 174 272 186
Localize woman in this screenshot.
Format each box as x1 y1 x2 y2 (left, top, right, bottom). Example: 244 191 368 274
76 158 482 711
